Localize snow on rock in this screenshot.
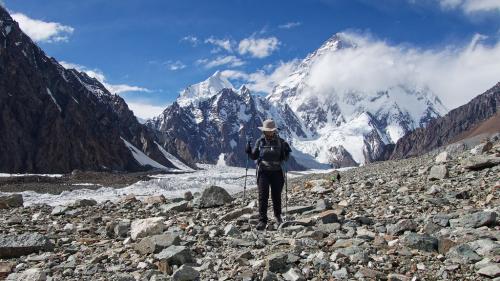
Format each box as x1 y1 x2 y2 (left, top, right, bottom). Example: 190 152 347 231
46 88 62 112
216 154 227 166
178 70 234 106
154 142 194 171
0 173 63 178
121 137 169 170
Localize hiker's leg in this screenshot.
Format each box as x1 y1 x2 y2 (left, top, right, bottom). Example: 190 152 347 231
257 170 270 223
270 170 284 220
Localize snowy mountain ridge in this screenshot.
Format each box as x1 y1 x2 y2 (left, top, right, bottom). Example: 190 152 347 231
149 33 449 169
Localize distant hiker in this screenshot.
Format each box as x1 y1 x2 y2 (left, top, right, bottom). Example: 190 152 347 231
337 173 341 183
246 119 291 230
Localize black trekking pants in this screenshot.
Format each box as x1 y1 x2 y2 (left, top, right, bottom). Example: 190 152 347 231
257 169 284 223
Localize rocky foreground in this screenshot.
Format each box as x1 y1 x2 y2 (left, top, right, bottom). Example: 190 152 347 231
0 139 499 281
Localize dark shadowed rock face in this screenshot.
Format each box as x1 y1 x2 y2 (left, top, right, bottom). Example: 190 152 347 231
391 83 500 160
0 7 187 173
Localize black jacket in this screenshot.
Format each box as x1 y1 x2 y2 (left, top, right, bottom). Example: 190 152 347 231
247 136 291 170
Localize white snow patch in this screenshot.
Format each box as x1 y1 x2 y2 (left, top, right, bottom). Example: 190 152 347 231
230 139 237 149
4 25 11 35
216 153 227 166
154 141 194 171
46 88 62 112
386 124 405 143
0 173 63 178
178 70 234 106
0 164 330 206
121 137 169 170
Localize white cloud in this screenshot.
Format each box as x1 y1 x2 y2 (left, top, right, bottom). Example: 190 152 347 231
60 61 150 94
166 60 186 71
238 36 280 58
302 31 500 109
196 55 245 68
11 12 74 43
126 101 167 120
438 0 500 13
221 60 298 93
278 22 302 29
224 31 500 109
180 35 199 46
204 37 234 52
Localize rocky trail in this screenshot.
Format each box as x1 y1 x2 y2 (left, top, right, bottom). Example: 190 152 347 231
0 138 499 281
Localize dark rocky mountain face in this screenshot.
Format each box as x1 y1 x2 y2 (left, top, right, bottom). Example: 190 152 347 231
0 7 187 173
148 86 307 170
390 83 500 160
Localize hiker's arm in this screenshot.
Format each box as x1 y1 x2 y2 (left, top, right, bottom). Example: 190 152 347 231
283 141 292 161
246 140 260 160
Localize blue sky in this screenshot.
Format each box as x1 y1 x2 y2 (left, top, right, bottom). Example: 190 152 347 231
3 0 500 118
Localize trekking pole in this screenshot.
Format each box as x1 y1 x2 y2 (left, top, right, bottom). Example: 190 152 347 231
243 138 251 205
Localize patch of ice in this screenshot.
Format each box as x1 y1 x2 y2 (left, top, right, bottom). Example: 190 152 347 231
121 137 169 170
230 139 237 149
216 153 226 166
154 141 194 171
0 173 63 178
0 163 329 206
46 88 62 112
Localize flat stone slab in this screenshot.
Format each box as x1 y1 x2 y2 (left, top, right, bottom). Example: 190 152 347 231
0 233 54 258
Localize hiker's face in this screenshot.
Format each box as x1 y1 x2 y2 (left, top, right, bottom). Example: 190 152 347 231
263 131 275 138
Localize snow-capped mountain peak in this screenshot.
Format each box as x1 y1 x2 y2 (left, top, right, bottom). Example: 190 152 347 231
177 70 234 106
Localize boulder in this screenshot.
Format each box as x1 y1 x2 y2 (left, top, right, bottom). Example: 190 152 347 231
446 244 482 264
449 211 497 228
266 252 289 273
0 233 54 258
161 201 190 213
401 233 438 252
135 234 181 255
130 217 165 241
171 265 200 281
462 155 500 170
0 194 23 209
428 165 449 180
435 151 450 163
154 246 195 266
198 186 233 208
477 264 500 278
6 268 46 281
387 219 417 236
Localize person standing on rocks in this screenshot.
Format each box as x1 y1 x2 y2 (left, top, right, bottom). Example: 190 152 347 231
245 119 292 230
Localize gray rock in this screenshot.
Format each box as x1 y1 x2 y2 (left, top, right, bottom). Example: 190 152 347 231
220 207 253 221
266 252 289 273
261 271 278 281
435 151 450 163
154 246 195 266
449 211 497 228
51 205 70 216
428 165 449 180
198 186 233 208
114 273 135 281
463 155 500 170
387 219 417 236
183 191 193 201
0 194 23 209
161 201 190 213
446 244 482 264
432 213 451 227
73 199 97 207
135 234 181 254
317 210 338 224
468 239 500 256
286 205 315 215
6 268 46 281
130 217 165 241
223 224 241 237
0 233 54 258
114 221 130 238
283 267 305 281
477 264 500 278
402 232 438 252
332 268 348 279
172 265 200 281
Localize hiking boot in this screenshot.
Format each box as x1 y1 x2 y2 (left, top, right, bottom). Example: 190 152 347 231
256 222 266 231
276 217 283 226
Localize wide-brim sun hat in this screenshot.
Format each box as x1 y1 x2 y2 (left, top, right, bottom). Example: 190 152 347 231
258 119 278 132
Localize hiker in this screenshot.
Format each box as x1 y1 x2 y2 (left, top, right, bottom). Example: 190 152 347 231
245 119 291 230
337 172 341 183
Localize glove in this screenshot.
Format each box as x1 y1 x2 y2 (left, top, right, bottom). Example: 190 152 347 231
245 141 252 154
